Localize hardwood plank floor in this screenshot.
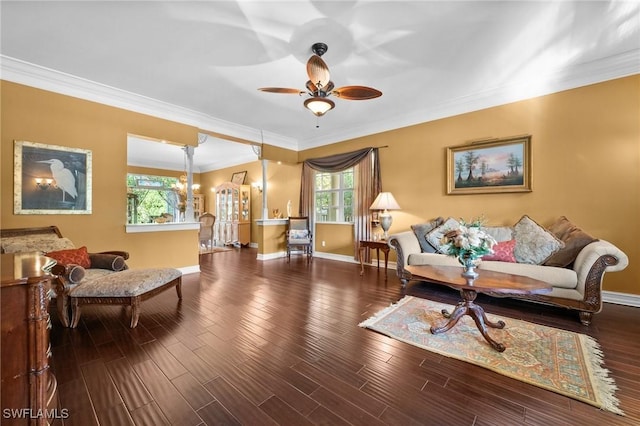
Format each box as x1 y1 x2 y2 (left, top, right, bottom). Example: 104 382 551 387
49 248 640 425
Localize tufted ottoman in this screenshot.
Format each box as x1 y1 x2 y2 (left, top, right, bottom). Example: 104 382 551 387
69 268 182 328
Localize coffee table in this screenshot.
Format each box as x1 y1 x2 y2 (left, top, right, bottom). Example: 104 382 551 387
405 265 552 352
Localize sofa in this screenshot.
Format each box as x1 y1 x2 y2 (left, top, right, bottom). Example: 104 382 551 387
1 226 182 328
387 215 629 325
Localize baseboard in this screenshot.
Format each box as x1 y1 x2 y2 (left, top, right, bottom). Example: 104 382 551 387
179 265 200 275
313 251 360 264
602 290 640 308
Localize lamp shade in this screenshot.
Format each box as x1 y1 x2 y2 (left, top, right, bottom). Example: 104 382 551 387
369 192 401 211
304 97 335 116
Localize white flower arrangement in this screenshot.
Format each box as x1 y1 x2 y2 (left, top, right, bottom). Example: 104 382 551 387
440 217 497 265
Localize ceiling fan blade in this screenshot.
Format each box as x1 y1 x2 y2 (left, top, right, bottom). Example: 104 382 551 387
258 87 305 95
332 85 382 100
306 55 330 88
305 80 318 93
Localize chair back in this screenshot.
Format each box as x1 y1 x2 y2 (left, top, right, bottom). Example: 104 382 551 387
288 217 310 232
199 213 215 241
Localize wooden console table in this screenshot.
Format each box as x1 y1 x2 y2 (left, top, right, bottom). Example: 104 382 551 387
359 240 390 276
1 252 58 425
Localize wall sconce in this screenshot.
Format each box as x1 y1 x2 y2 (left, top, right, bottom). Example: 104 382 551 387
35 177 54 190
251 182 263 193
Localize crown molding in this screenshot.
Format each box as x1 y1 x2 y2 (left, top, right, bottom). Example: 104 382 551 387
298 49 640 150
0 55 298 150
2 50 638 152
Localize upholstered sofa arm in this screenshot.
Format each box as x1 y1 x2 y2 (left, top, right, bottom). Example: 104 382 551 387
387 231 421 285
572 240 629 313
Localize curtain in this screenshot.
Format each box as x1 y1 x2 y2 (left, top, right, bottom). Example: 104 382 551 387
299 147 381 260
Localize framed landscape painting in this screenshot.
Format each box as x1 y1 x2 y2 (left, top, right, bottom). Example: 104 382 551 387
14 140 92 214
446 135 531 195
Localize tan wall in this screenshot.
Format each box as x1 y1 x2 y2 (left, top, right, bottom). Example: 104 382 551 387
3 76 638 294
200 159 301 245
1 81 201 269
300 75 640 294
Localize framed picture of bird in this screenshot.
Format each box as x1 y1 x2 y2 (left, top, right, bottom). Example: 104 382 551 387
14 140 92 214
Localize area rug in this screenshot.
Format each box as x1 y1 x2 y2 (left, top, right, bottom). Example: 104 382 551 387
359 296 623 415
199 246 232 254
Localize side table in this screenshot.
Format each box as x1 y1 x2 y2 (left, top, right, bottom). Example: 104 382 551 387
359 240 390 276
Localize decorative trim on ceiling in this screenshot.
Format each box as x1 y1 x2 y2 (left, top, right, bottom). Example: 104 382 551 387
2 50 638 152
0 55 298 151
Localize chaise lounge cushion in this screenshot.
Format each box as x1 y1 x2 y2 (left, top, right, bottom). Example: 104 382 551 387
1 235 75 254
69 268 182 298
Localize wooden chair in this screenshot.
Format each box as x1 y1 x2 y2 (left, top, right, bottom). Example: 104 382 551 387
286 217 312 263
199 213 215 249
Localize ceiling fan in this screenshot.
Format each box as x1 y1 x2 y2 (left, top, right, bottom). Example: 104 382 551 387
259 42 382 117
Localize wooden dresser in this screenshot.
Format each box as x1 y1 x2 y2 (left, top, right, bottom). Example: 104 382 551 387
1 252 58 425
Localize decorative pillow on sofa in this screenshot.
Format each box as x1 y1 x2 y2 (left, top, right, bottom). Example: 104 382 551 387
46 246 91 268
425 217 461 254
513 215 564 265
544 216 598 268
411 217 444 253
482 239 516 263
89 253 126 271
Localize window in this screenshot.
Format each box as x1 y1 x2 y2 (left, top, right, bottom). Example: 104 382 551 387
127 174 180 224
314 168 353 223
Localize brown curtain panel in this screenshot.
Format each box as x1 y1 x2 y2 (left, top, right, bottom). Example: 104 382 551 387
299 147 381 260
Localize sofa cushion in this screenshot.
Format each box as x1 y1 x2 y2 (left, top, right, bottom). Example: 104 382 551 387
479 260 578 290
46 246 91 268
2 235 75 254
425 217 461 254
544 216 598 268
482 239 516 263
411 217 444 253
513 215 564 265
407 252 461 267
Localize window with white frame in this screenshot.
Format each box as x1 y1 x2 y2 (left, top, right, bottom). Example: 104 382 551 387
314 168 354 223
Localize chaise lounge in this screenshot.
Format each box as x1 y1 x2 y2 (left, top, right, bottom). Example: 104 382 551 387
1 226 182 328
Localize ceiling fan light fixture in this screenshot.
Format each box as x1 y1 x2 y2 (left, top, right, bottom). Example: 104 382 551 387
304 97 335 116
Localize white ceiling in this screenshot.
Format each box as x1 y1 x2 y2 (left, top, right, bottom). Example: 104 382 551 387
2 1 639 172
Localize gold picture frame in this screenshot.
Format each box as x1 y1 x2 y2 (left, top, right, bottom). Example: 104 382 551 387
447 135 531 195
231 171 247 185
14 140 92 214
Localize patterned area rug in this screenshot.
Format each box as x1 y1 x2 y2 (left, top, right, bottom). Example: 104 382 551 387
359 296 623 415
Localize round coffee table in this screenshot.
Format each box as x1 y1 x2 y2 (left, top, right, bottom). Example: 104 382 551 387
405 264 552 352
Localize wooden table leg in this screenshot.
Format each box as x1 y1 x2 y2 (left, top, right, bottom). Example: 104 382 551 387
359 246 366 275
430 289 506 352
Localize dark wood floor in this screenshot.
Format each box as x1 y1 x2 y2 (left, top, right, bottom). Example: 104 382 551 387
49 248 640 425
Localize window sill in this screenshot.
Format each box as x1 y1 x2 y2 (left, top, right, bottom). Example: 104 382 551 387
126 223 200 233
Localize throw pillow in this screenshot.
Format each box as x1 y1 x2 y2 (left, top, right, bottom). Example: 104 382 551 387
482 239 516 263
65 264 86 284
544 216 598 267
289 230 309 239
89 253 126 271
425 217 461 254
513 215 564 265
46 246 91 268
411 217 444 253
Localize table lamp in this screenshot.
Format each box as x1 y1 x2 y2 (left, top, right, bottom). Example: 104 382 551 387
369 192 401 240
